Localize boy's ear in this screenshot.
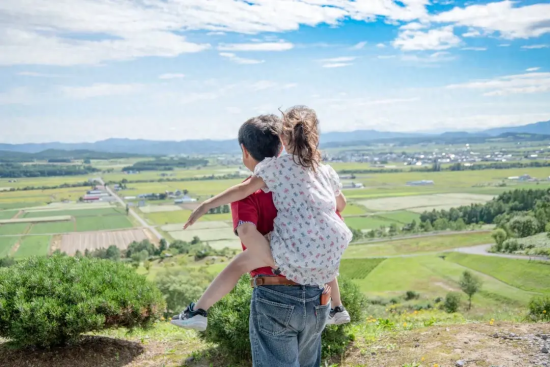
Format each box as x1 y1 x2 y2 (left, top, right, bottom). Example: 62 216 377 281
241 144 250 159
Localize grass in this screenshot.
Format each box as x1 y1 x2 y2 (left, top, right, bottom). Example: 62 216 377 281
146 210 231 225
76 216 133 232
356 255 536 309
120 179 243 198
23 208 124 218
344 232 493 258
0 223 30 235
14 236 51 258
345 216 397 230
339 258 386 279
0 211 16 220
0 175 91 189
376 211 421 224
0 236 18 257
0 202 44 210
446 252 550 294
29 221 75 234
0 187 88 204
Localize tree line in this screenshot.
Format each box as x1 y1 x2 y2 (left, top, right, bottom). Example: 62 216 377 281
0 163 98 178
122 157 209 172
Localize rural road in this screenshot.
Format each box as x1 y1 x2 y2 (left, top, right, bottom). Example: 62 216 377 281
353 229 491 246
97 178 168 245
453 243 548 261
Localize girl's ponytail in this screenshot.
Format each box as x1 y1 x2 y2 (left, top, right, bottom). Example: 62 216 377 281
281 105 321 171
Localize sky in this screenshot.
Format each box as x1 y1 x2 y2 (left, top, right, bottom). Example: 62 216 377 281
0 0 550 144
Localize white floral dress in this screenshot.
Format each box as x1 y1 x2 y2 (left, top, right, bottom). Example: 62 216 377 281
254 155 352 286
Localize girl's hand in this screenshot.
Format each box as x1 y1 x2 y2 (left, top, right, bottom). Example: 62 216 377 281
184 203 208 229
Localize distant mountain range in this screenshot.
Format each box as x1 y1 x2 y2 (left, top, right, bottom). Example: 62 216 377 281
0 120 548 156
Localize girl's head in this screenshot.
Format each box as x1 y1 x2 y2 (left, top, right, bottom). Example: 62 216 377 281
281 105 321 170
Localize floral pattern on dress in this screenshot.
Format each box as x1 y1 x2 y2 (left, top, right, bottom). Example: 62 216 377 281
254 155 352 286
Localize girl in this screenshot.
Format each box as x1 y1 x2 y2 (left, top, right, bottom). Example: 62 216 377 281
171 106 353 331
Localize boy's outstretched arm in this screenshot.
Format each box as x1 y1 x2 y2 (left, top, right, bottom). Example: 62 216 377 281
184 176 265 228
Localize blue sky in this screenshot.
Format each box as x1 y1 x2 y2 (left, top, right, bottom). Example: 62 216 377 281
0 0 549 143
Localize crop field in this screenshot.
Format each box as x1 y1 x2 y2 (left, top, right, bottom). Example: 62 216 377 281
24 202 113 212
0 237 17 257
0 216 72 224
60 229 148 255
0 223 30 235
0 175 91 189
341 203 369 216
0 187 88 205
354 255 536 308
339 258 386 279
14 236 51 258
169 227 235 242
376 211 421 223
146 210 231 225
120 179 242 198
345 216 399 230
140 205 183 213
446 253 550 294
358 193 495 212
76 216 133 232
0 210 16 220
29 221 75 235
23 208 124 218
343 232 492 258
161 221 231 232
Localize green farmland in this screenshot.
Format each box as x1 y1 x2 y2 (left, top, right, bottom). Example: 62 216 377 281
14 236 51 258
29 221 75 234
76 216 133 232
0 223 30 235
0 210 16 220
23 207 125 218
0 236 17 257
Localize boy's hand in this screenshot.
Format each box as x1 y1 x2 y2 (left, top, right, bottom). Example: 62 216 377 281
184 203 208 229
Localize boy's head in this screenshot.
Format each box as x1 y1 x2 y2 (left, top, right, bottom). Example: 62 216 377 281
238 114 282 171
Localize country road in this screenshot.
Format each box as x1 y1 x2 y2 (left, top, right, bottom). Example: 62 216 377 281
352 229 491 246
453 243 549 261
98 178 168 245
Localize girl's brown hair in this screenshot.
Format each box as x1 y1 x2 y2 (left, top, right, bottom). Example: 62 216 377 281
281 105 321 171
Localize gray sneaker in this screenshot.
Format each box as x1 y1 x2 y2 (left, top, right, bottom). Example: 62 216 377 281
170 302 208 331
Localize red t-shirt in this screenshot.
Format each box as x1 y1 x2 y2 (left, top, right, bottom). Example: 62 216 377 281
231 186 285 278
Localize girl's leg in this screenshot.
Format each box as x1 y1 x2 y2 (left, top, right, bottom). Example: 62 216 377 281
328 277 342 308
195 242 274 311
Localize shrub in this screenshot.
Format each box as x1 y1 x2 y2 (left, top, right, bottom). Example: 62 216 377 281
434 297 443 304
156 267 213 315
443 292 462 313
528 295 550 322
405 290 420 301
203 275 367 361
0 255 165 347
0 256 15 268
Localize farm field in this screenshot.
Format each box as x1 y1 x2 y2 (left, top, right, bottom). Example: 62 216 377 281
446 252 550 294
60 229 149 255
0 210 16 220
343 232 492 258
23 208 124 218
29 221 75 235
0 223 30 235
76 216 133 232
357 193 494 212
0 175 91 189
0 216 72 224
344 210 421 230
341 203 368 216
145 210 231 225
0 236 17 257
339 258 386 279
139 205 184 213
14 236 51 258
0 187 89 206
119 179 242 198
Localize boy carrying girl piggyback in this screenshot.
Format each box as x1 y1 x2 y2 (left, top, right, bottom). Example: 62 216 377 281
171 106 353 331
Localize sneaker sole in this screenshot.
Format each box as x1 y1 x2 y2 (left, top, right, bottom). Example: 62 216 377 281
170 318 207 331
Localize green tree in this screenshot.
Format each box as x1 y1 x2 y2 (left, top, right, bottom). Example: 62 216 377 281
421 220 433 232
444 292 461 313
508 215 539 238
156 268 214 315
106 245 121 261
222 204 230 213
388 223 399 237
433 218 449 231
453 218 466 231
191 236 201 245
351 228 363 242
491 228 507 252
459 271 482 310
0 257 15 268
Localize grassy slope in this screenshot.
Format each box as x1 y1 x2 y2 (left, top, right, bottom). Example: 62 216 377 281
14 236 51 258
446 252 550 294
343 232 492 258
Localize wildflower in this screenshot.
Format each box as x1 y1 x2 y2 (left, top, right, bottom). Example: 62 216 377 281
421 357 425 361
414 310 418 315
403 322 407 327
544 310 547 314
434 364 439 367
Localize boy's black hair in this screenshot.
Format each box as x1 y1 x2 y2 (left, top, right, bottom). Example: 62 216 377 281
238 114 282 162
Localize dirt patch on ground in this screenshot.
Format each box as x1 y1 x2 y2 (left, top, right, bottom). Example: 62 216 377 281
344 322 550 367
0 336 144 367
50 234 62 254
60 229 148 255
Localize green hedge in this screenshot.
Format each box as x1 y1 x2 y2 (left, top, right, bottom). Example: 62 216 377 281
0 255 165 347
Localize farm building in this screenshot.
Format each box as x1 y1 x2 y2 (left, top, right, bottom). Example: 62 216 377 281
124 196 136 200
407 180 434 186
342 182 365 189
175 196 197 204
87 190 104 195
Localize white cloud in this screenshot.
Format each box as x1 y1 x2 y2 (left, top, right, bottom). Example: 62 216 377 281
207 32 226 36
217 42 294 52
432 1 550 39
159 73 185 80
350 41 367 50
521 44 549 49
401 51 455 63
446 72 550 96
376 43 386 48
393 26 461 50
462 29 481 38
400 22 427 31
461 47 486 51
499 44 511 47
319 57 356 63
322 63 353 68
17 71 64 78
526 67 540 72
219 52 264 65
59 83 143 99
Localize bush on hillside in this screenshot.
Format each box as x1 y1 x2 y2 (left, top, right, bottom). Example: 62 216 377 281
203 275 367 361
405 290 421 301
528 295 550 322
443 292 462 313
156 267 213 315
0 255 165 347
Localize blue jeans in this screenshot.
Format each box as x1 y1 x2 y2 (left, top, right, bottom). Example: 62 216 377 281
249 283 330 367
